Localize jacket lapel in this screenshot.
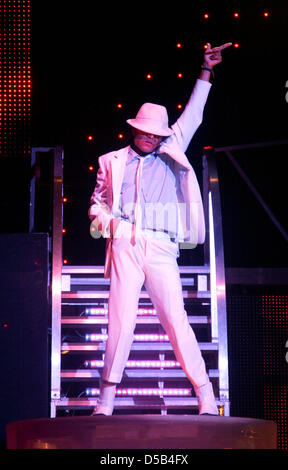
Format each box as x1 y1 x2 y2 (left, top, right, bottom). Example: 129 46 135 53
111 146 129 215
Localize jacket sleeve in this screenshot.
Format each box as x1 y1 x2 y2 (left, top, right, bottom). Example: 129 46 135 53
171 79 212 152
88 156 113 238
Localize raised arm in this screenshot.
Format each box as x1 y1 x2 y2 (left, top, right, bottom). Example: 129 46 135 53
172 42 232 152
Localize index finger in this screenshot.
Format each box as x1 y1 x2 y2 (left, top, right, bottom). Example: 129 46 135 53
210 42 233 52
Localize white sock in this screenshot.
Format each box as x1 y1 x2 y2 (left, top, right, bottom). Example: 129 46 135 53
98 382 116 407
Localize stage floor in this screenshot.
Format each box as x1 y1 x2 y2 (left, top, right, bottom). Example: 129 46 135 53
6 414 277 449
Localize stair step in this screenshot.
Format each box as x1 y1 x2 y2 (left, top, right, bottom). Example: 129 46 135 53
62 266 211 275
54 397 201 409
62 291 211 300
61 369 219 380
61 342 218 352
61 315 210 325
53 397 224 411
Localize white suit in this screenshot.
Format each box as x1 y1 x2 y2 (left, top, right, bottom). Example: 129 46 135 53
89 79 218 412
89 79 211 277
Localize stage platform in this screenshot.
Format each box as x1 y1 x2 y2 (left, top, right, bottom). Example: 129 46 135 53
6 415 277 449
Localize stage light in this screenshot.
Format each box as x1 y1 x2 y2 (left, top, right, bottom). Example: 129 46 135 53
117 103 123 108
233 12 239 18
203 13 209 20
176 43 182 48
62 197 68 203
0 0 31 157
263 11 269 17
85 333 169 342
62 228 66 234
203 44 208 50
63 259 68 265
88 135 93 141
85 307 108 315
86 388 191 397
146 73 152 79
85 333 108 341
177 73 183 78
177 104 182 109
88 165 94 171
118 133 124 139
84 359 181 368
84 307 157 315
234 43 240 48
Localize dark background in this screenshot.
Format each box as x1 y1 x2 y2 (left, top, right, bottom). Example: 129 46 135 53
30 0 288 268
1 1 287 450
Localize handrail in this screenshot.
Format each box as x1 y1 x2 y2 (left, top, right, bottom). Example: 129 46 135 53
30 146 64 414
201 139 288 411
50 146 64 408
202 148 229 407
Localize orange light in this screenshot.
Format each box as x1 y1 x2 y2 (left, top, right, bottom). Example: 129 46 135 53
203 13 209 19
177 104 182 109
263 11 269 17
234 43 240 48
118 133 124 139
117 103 123 108
204 43 208 50
62 228 66 234
146 73 152 79
177 73 183 78
63 259 68 265
89 165 94 171
62 197 68 203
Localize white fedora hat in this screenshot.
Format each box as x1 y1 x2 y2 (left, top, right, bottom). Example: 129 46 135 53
126 102 174 137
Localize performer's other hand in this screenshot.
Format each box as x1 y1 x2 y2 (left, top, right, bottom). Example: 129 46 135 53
203 42 232 69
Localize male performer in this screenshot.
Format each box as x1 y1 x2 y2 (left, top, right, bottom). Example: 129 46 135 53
89 42 232 415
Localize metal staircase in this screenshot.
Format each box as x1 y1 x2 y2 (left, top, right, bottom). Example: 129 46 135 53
46 146 230 418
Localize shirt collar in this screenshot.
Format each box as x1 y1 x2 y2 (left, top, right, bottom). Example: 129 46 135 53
128 146 157 163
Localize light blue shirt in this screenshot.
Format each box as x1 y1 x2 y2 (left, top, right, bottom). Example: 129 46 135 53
119 147 179 238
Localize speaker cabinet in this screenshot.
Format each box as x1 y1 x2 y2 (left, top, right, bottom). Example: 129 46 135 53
0 234 49 445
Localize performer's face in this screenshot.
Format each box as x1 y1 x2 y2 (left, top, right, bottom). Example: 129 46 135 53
131 128 163 155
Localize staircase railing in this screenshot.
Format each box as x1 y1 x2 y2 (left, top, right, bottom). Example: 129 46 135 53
30 146 64 415
202 147 230 414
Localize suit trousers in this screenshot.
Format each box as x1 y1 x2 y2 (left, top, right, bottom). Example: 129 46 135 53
102 223 210 390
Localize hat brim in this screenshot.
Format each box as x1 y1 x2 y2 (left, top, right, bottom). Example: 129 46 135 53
126 119 174 137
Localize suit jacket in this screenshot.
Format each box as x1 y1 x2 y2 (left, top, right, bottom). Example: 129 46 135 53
89 79 212 277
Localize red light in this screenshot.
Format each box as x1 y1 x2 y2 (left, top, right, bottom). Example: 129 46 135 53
117 103 122 109
146 73 152 79
88 135 93 141
62 228 66 234
176 43 182 48
88 165 94 171
63 259 68 265
177 104 182 109
234 12 239 18
118 133 124 139
263 11 269 17
203 13 209 19
177 73 183 78
62 197 68 203
234 43 240 48
204 44 208 50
